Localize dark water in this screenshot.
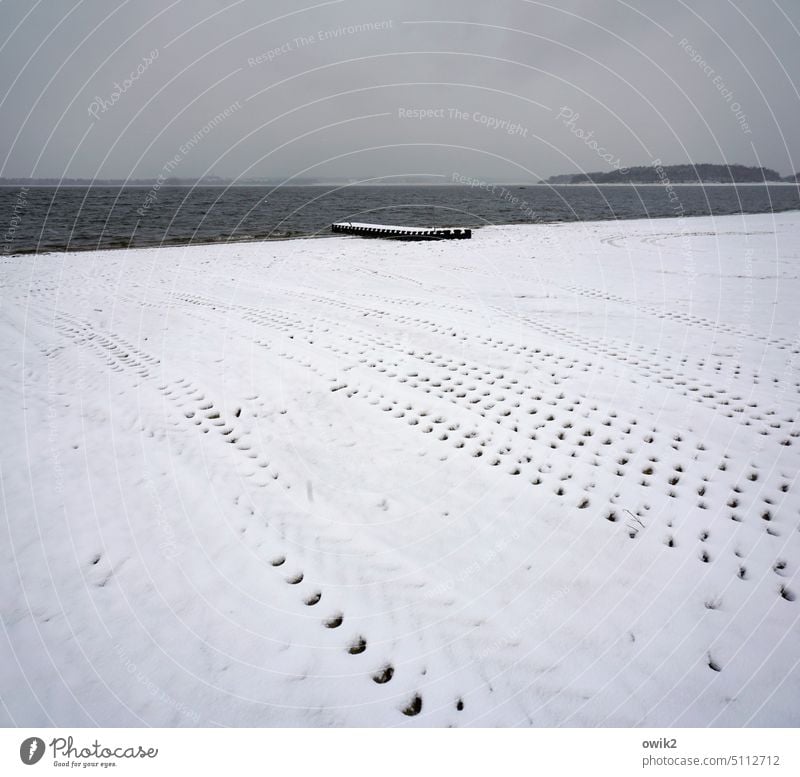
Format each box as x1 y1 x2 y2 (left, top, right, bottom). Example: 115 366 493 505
2 183 799 255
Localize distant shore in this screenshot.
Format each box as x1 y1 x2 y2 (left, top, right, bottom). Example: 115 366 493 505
2 181 800 188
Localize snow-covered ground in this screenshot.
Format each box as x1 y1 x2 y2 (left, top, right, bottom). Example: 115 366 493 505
2 211 799 727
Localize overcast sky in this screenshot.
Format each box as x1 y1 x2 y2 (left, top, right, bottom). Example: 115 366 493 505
1 0 799 181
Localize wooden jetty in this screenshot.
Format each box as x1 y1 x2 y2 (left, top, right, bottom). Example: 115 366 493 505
331 222 471 240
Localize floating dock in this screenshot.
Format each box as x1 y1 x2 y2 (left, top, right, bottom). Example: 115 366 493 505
331 222 471 240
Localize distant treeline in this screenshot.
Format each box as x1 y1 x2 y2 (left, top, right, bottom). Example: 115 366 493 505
3 167 799 187
546 164 798 184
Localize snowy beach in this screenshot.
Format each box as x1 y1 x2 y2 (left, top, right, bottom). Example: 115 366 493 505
2 211 799 727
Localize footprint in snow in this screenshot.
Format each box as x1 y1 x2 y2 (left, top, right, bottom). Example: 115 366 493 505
372 665 394 684
401 695 423 716
348 636 367 655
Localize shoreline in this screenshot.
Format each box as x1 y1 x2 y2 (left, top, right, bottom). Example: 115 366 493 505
6 205 800 258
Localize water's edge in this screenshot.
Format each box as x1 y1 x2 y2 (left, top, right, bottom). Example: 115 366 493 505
3 184 799 256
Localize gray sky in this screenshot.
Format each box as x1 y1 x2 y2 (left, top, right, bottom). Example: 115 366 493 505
1 0 799 181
